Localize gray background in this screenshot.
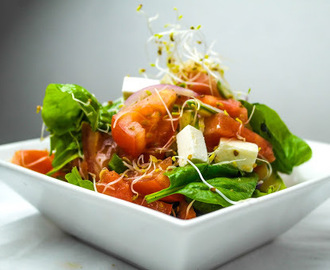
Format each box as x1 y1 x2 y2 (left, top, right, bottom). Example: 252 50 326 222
1 0 329 144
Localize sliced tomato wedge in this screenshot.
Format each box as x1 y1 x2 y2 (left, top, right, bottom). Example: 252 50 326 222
97 169 133 201
197 95 248 123
112 88 178 158
132 158 184 202
176 200 197 220
81 122 117 180
11 150 54 174
97 168 173 215
133 173 185 203
204 112 276 162
134 196 173 215
185 72 219 96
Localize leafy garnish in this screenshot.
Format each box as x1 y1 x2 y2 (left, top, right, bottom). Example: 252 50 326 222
65 167 94 191
145 163 239 203
241 101 312 174
42 84 114 134
108 153 127 174
178 174 258 207
41 84 123 174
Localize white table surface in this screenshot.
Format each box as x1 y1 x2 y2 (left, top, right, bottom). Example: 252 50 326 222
0 180 329 270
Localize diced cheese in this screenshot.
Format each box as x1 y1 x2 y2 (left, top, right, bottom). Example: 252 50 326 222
176 125 208 167
214 138 258 172
122 76 160 100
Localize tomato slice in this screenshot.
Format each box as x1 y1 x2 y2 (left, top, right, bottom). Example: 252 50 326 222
185 72 219 96
133 173 185 203
176 200 197 220
204 113 276 162
131 157 184 202
197 95 248 123
11 150 54 174
97 168 173 215
97 169 133 201
134 197 173 215
112 89 177 158
81 122 117 180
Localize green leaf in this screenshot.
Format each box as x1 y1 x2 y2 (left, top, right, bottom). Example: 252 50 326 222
145 163 239 203
178 174 258 207
192 201 223 214
65 167 94 191
41 84 124 174
98 98 123 131
108 153 127 174
252 189 268 198
49 131 82 168
42 84 110 134
241 101 312 174
47 153 80 176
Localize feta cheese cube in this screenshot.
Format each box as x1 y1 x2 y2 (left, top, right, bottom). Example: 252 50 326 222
176 125 208 167
122 76 160 100
214 138 258 172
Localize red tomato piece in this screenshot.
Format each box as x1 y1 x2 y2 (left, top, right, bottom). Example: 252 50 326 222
203 113 276 162
81 122 118 180
134 197 173 215
133 173 185 203
185 72 219 96
112 89 177 158
197 95 248 123
176 200 197 220
132 157 184 202
97 169 134 202
97 168 173 215
11 150 54 174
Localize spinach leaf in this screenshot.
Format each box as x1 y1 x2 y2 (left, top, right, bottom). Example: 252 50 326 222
41 84 123 174
65 167 94 191
192 201 223 214
42 84 113 134
145 163 239 203
178 174 258 207
203 162 241 179
108 153 127 174
252 189 268 198
241 101 312 174
99 98 123 130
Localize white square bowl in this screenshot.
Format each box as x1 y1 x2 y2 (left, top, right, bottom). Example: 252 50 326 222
0 138 329 270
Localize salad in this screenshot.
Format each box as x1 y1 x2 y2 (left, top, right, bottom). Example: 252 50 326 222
11 7 312 219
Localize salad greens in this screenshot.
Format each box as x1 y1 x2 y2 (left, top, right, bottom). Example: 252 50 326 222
41 83 310 211
108 153 127 174
145 163 240 203
65 167 94 191
42 84 123 175
177 174 258 208
35 81 311 219
146 163 258 207
241 101 312 174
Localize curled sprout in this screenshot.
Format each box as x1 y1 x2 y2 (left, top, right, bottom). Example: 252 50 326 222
137 6 232 97
256 157 273 182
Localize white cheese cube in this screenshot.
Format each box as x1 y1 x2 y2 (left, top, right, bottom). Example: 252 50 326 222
214 138 258 172
176 125 208 167
122 76 160 100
